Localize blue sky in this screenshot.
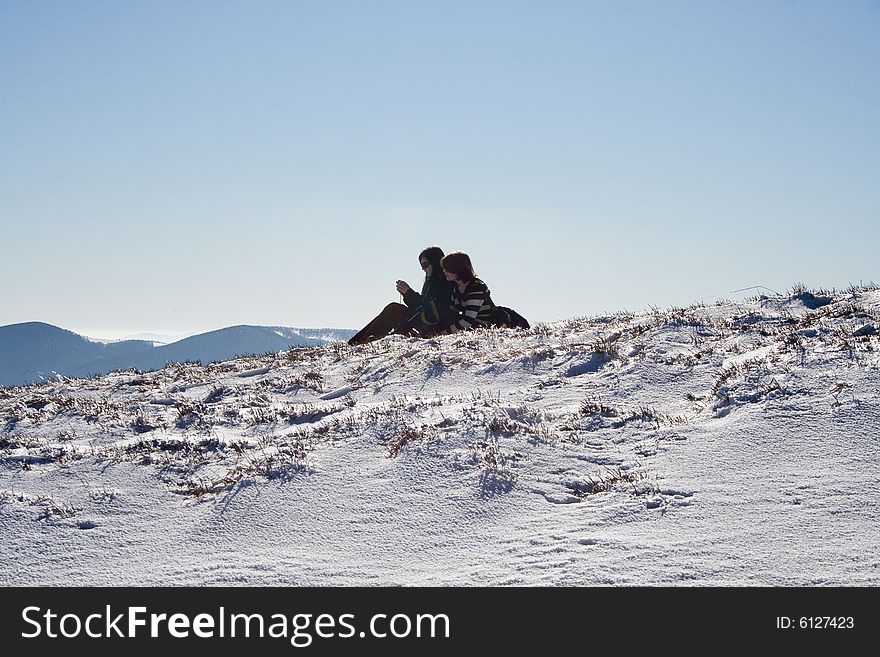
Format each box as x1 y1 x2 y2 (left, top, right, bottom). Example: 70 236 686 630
2 0 878 338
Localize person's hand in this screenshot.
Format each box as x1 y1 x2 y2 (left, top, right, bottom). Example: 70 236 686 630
396 280 411 295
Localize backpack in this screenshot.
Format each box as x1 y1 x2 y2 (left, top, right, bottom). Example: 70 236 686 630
490 305 530 330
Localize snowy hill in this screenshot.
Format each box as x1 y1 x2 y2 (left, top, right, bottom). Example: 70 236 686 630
0 323 356 387
1 286 878 585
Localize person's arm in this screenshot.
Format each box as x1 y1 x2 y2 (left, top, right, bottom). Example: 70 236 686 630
396 280 422 308
402 288 421 308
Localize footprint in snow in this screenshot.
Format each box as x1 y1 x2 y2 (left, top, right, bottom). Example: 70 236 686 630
565 355 608 377
544 492 581 504
319 385 357 401
237 367 270 378
646 496 666 509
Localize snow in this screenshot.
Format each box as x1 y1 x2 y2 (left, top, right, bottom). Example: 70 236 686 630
1 287 879 585
319 385 358 401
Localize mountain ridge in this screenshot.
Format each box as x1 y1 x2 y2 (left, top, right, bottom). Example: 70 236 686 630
0 321 355 387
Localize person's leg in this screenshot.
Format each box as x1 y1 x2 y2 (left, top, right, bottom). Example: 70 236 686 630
405 319 434 338
394 316 421 337
397 303 458 338
348 303 412 344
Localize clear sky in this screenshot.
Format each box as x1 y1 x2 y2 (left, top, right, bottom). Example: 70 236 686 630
2 0 878 339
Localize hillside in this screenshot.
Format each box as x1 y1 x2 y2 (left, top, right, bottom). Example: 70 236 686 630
0 322 156 387
1 286 878 585
0 323 355 387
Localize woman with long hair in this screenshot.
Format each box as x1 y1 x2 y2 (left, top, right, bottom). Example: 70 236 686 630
440 251 495 333
348 246 453 345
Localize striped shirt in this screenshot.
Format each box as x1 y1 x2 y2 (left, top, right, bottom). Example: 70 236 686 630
448 278 494 332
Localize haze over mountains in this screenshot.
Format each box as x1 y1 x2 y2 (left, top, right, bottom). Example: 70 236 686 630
0 322 355 387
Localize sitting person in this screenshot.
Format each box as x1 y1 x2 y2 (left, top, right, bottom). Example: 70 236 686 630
348 246 453 345
440 251 495 333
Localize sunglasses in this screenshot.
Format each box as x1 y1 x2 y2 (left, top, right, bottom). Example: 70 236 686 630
420 261 430 269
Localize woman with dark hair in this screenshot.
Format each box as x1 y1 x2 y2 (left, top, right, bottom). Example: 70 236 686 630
440 251 495 333
348 246 453 345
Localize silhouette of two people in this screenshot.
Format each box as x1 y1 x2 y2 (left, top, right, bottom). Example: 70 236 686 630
348 246 452 345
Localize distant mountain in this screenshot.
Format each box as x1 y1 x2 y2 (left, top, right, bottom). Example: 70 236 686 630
89 331 198 345
0 323 155 387
81 326 355 377
0 322 355 387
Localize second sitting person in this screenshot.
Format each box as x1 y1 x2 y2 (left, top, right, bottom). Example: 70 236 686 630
440 251 495 333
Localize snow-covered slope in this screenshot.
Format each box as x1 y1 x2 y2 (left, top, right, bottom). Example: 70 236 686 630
1 287 878 585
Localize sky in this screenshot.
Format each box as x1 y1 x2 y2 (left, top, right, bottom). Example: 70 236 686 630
2 0 878 339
